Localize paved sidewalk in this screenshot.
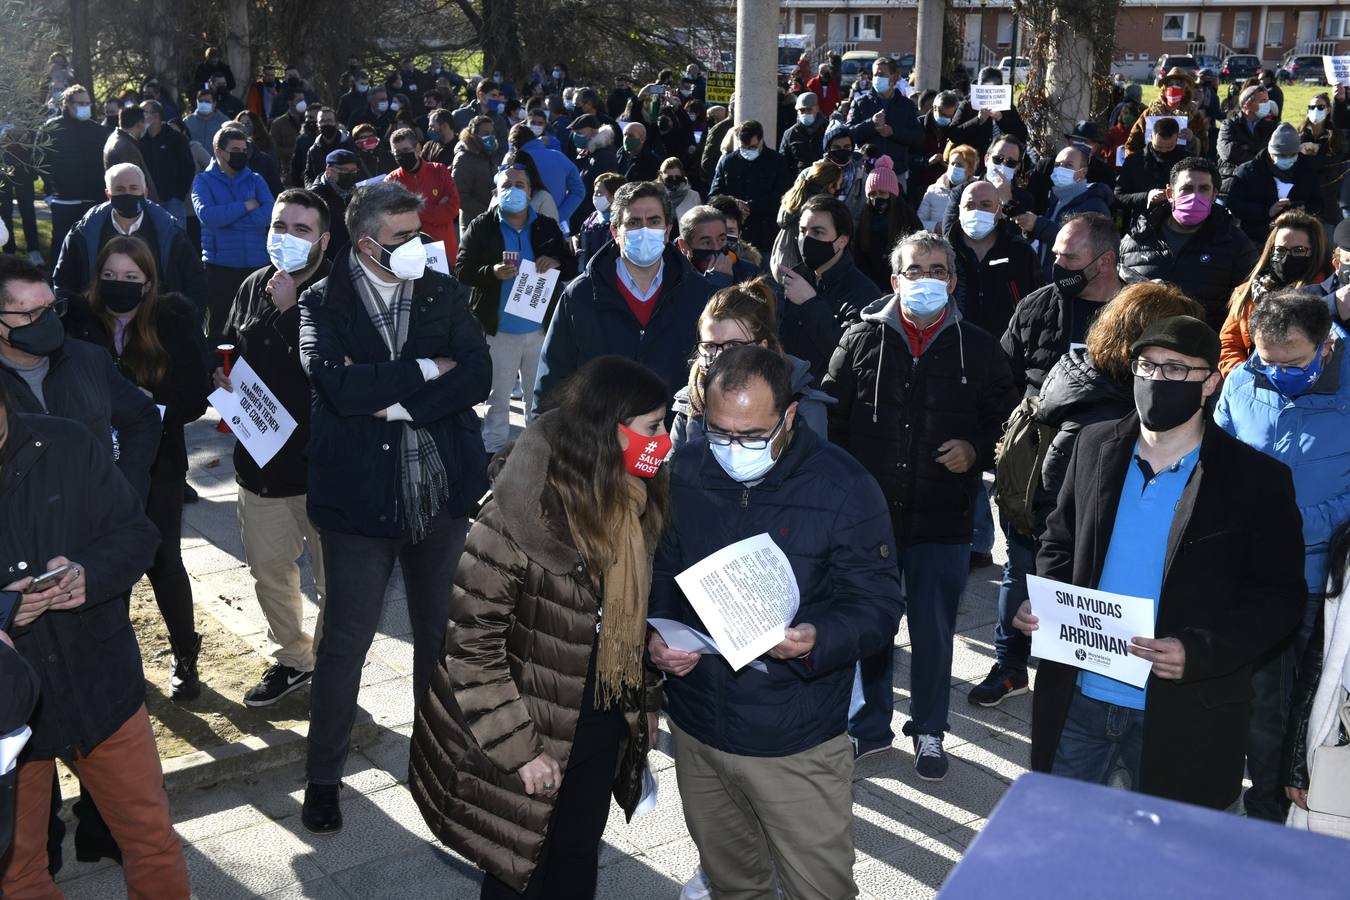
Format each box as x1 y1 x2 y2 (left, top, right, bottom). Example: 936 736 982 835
52 413 1035 899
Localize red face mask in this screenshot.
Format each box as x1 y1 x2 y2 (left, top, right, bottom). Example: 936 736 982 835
618 424 672 478
1164 86 1185 107
356 136 379 152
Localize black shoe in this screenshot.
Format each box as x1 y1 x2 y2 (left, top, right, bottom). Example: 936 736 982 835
851 736 893 762
72 792 122 866
243 663 312 707
169 633 202 702
302 782 343 834
911 732 949 781
969 551 995 571
183 483 199 504
967 663 1030 708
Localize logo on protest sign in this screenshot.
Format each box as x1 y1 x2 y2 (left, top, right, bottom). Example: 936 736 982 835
1027 575 1154 688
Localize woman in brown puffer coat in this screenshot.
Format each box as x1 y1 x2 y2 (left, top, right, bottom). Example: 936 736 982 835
1124 66 1210 159
409 355 672 900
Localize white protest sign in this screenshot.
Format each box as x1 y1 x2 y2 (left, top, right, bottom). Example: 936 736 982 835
1145 115 1189 146
423 240 450 276
970 84 1013 112
501 258 560 324
209 357 298 468
1114 146 1125 167
1276 179 1294 200
1028 575 1155 689
1324 56 1350 87
674 533 800 672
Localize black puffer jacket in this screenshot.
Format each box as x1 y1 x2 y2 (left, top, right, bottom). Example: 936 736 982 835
1118 201 1257 329
1031 348 1132 533
824 295 1017 545
998 282 1083 397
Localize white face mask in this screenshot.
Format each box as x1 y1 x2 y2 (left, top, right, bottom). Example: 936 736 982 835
991 163 1017 182
948 164 967 184
294 100 307 113
898 277 949 317
267 231 315 273
593 194 611 213
709 421 785 482
367 234 427 280
873 76 891 93
959 208 997 240
1310 107 1328 125
529 123 545 136
73 104 91 120
375 101 389 113
739 147 760 161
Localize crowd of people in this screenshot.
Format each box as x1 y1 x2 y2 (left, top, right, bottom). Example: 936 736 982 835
1 42 1349 900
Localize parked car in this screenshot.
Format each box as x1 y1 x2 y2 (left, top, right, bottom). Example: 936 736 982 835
1279 54 1327 85
896 53 915 79
840 50 879 89
1194 54 1223 72
1220 54 1261 83
1155 54 1199 82
998 56 1031 84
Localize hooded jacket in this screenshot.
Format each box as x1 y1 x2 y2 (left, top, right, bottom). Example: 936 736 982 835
1029 181 1114 280
670 354 835 450
1223 152 1323 243
408 415 660 893
648 419 904 757
191 160 274 269
1117 200 1257 329
823 294 1017 544
452 135 496 229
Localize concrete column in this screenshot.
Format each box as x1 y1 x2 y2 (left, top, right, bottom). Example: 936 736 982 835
735 0 782 147
915 0 945 94
1256 6 1270 68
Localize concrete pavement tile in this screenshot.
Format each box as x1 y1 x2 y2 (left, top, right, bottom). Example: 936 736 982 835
260 876 355 899
852 831 965 899
184 820 323 899
245 752 399 821
849 780 943 862
595 857 684 897
604 767 690 852
282 784 435 876
359 658 403 688
52 866 127 899
368 635 414 676
182 540 248 578
171 783 271 843
376 600 413 638
853 750 1007 841
946 734 1031 785
329 843 482 899
355 723 413 783
636 834 703 885
355 674 417 728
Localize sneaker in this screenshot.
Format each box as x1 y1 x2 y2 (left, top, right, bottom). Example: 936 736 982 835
851 736 893 762
967 663 1030 708
679 867 712 900
969 551 995 570
169 633 202 702
243 663 312 707
911 732 948 781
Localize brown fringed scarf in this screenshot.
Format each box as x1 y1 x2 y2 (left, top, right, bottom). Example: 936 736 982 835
587 475 652 708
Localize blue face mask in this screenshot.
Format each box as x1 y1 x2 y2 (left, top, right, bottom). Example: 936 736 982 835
481 135 498 152
622 227 667 267
1050 166 1086 200
1255 341 1327 396
874 76 891 93
486 99 502 114
499 186 528 214
1272 154 1298 171
899 277 948 318
935 115 952 127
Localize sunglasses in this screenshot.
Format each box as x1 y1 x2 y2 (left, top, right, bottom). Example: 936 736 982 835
989 154 1020 167
1309 105 1328 111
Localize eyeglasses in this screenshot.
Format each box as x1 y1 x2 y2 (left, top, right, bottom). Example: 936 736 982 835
705 409 788 450
900 265 950 280
1271 245 1312 259
1129 357 1212 381
989 154 1019 168
0 298 67 326
697 339 750 359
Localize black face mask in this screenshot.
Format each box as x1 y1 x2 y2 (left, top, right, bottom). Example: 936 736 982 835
662 174 686 190
335 172 358 190
396 151 419 171
3 308 65 357
319 124 338 141
868 198 890 216
109 193 145 218
99 279 144 314
799 234 838 271
226 150 248 170
1051 252 1105 299
688 247 720 272
1269 253 1313 286
1337 265 1350 288
1133 376 1205 432
827 147 853 166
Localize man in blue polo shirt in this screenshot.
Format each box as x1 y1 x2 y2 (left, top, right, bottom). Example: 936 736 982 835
1015 316 1306 810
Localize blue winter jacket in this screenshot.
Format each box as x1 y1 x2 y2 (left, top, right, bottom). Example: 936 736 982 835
191 161 274 268
1029 181 1115 280
522 138 585 224
649 422 904 757
1215 330 1350 592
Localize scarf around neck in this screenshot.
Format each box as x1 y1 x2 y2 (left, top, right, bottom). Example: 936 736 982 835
587 475 652 707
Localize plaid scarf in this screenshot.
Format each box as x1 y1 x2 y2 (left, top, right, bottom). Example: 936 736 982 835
350 256 449 542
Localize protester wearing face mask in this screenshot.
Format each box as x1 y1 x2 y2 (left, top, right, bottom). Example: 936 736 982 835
302 107 357 186
210 190 333 707
451 79 512 152
1298 92 1345 231
386 127 460 259
648 345 902 900
39 85 112 266
457 161 572 454
1213 290 1350 824
659 158 701 221
270 90 312 186
577 172 623 268
912 91 961 197
846 57 925 185
709 120 794 253
185 88 230 151
1125 67 1205 159
1013 144 1114 280
307 149 359 262
349 123 394 179
1015 314 1307 812
1224 122 1322 244
566 114 621 234
853 154 922 289
946 67 1030 159
824 231 1016 779
411 356 668 899
806 63 840 117
192 126 275 348
61 235 208 698
1113 115 1186 220
296 181 491 835
534 181 713 413
1103 100 1142 166
821 123 867 220
917 143 978 232
233 110 284 197
54 163 207 316
779 92 826 172
1218 210 1330 375
102 105 159 202
1218 84 1277 180
770 159 842 277
335 72 372 129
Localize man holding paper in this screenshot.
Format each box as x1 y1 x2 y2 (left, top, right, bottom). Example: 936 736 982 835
648 347 902 900
1015 315 1306 810
456 157 572 453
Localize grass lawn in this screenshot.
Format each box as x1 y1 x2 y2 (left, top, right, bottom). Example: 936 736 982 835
1139 82 1329 127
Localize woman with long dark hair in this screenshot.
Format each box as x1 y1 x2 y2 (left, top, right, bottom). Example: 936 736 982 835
410 355 670 900
62 235 210 699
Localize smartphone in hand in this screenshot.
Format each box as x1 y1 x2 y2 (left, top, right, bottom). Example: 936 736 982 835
25 564 73 593
0 590 22 631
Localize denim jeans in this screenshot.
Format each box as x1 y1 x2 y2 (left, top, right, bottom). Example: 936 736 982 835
972 481 995 555
306 510 469 785
850 541 970 741
1243 592 1322 821
994 512 1036 671
1051 689 1145 790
